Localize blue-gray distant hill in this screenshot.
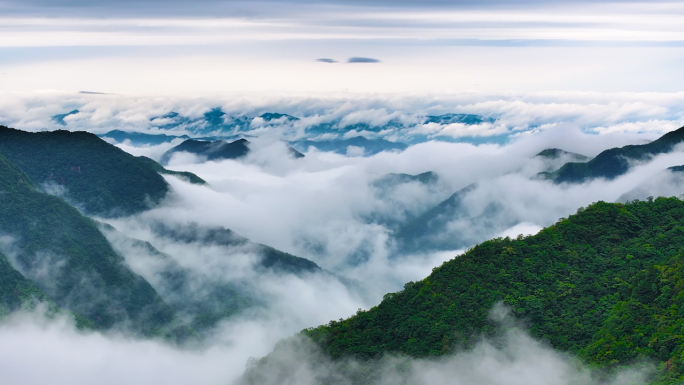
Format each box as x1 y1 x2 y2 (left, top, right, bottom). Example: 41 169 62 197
544 126 684 183
101 129 191 145
391 183 515 252
424 113 495 125
292 136 407 156
94 108 496 144
160 138 304 166
535 148 590 162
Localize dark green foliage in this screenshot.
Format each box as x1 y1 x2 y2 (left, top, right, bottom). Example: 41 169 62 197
550 126 684 183
668 165 684 173
136 156 207 185
302 198 684 383
0 250 49 315
0 126 170 217
0 152 174 333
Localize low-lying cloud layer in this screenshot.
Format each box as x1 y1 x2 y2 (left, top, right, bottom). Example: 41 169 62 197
2 92 684 384
2 91 683 142
238 306 653 385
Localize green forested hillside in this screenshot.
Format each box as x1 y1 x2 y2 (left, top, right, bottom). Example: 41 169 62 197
0 126 171 216
249 197 684 384
0 250 48 315
0 152 175 334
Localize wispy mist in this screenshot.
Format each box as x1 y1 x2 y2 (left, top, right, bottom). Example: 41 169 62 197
238 305 653 385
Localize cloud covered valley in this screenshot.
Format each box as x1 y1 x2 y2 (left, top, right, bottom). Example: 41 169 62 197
1 92 684 384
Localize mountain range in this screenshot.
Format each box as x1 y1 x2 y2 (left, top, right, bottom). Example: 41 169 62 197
242 197 684 384
0 126 334 339
6 121 684 384
159 138 304 166
389 126 684 254
91 109 498 159
544 127 684 183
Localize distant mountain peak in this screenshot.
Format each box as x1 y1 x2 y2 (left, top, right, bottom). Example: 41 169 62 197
547 125 684 184
51 109 80 126
535 148 589 161
259 113 298 122
160 137 303 165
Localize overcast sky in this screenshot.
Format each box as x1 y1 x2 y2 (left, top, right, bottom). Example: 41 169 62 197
0 0 683 94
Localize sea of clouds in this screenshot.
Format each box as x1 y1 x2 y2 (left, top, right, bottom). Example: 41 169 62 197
1 91 683 384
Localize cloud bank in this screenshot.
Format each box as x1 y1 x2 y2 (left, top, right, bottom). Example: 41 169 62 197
2 92 684 385
238 306 653 385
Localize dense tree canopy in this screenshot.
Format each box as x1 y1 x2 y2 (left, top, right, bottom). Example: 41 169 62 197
0 126 171 216
298 197 684 383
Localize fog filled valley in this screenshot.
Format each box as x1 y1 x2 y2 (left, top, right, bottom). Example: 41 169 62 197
3 92 684 384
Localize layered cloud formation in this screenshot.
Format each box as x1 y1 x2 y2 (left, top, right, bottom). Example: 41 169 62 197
2 91 684 384
2 91 684 141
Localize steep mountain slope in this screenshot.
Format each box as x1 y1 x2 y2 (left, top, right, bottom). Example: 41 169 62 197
365 172 447 232
549 126 684 183
102 222 332 331
150 223 321 275
160 138 304 165
245 197 684 384
0 126 171 217
99 224 253 331
392 183 510 252
0 249 49 316
0 152 175 333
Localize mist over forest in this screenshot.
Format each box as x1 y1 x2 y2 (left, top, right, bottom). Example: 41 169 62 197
0 90 683 384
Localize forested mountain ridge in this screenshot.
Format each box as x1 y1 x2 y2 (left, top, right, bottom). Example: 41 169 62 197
0 126 173 216
0 151 179 334
0 131 328 336
160 138 304 166
244 197 684 384
549 125 684 183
